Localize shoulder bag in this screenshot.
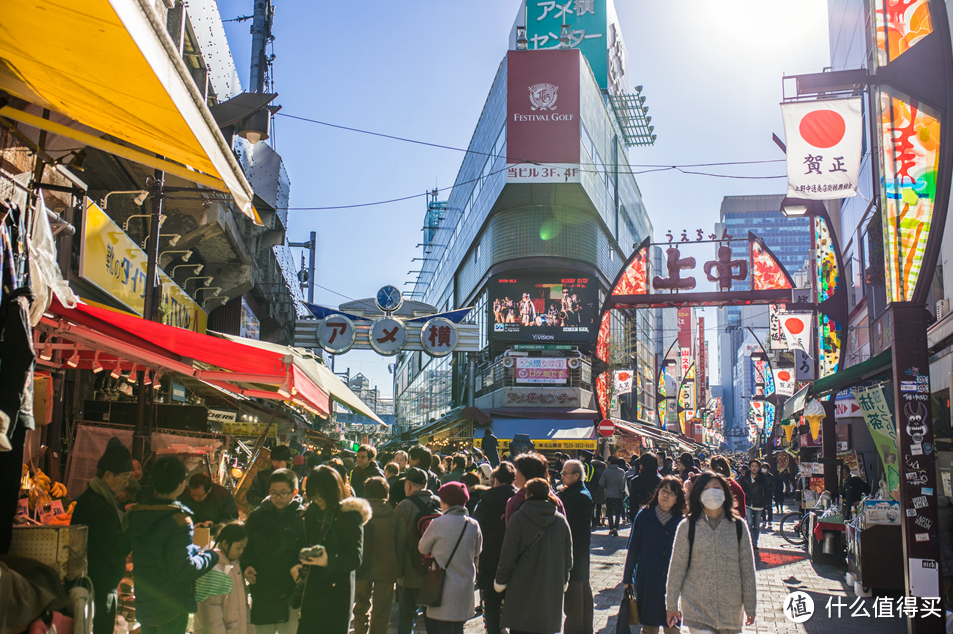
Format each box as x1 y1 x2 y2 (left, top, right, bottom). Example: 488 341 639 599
416 519 469 607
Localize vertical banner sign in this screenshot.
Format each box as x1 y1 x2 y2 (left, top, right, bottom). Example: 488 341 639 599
769 304 789 349
773 368 796 397
677 307 692 349
795 349 816 380
613 370 633 396
696 317 706 407
780 313 812 355
781 98 863 199
680 347 691 375
855 384 900 495
506 50 581 182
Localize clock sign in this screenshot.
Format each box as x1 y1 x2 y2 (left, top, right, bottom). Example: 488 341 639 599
375 285 403 313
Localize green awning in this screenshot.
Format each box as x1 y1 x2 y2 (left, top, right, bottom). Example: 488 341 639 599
810 348 893 397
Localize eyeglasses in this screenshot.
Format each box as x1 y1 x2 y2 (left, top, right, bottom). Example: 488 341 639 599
658 488 676 497
269 489 294 499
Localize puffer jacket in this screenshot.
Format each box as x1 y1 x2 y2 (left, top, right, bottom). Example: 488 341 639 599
472 483 517 590
240 497 305 625
125 497 219 626
192 550 251 634
350 461 385 498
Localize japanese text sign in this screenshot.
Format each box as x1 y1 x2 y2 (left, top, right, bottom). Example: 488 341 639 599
79 199 207 333
855 385 900 495
516 357 568 384
769 304 788 349
781 98 862 200
317 315 356 354
420 317 459 357
369 317 406 356
613 369 632 395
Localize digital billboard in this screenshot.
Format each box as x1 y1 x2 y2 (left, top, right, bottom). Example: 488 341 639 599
490 275 596 342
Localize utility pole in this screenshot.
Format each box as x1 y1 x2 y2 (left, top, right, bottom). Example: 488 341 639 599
249 0 274 93
136 167 164 461
289 231 316 303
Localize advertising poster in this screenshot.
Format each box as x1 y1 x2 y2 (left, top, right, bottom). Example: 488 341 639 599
490 275 596 342
855 385 900 495
515 357 568 384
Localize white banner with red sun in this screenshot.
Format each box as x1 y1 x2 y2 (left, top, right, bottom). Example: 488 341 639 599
782 98 862 200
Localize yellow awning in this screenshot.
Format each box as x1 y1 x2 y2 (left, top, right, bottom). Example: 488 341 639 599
0 0 258 222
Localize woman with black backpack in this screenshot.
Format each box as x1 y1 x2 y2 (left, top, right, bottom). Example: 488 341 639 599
665 471 757 633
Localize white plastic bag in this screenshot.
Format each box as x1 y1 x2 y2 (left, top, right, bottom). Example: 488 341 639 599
29 190 78 325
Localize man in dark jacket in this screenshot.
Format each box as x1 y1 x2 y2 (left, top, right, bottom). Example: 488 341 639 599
627 452 662 519
395 467 441 634
473 463 518 634
738 458 768 549
126 457 218 634
440 453 467 484
246 444 292 508
599 457 626 535
71 438 133 634
482 428 500 467
350 445 385 497
559 459 593 634
178 473 238 528
390 445 438 507
761 467 776 527
241 468 305 634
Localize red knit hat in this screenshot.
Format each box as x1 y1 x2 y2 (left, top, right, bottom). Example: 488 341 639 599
437 481 469 508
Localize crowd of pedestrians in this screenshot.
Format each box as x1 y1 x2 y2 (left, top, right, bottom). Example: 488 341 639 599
73 436 771 634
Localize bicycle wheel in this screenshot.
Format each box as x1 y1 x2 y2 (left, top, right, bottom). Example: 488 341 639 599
780 512 806 545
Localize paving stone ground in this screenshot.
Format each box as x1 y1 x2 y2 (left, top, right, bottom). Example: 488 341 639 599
389 499 908 633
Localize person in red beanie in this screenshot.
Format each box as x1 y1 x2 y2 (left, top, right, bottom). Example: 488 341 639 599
417 482 483 633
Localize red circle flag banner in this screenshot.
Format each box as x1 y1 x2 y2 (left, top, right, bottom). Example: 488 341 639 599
781 98 863 200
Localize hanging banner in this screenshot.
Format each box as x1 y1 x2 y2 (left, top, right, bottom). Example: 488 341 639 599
795 349 815 380
769 304 789 349
613 369 633 396
773 368 795 397
781 98 863 199
780 313 812 355
681 347 691 374
855 385 900 496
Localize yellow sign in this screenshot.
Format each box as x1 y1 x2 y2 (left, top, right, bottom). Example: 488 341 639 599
222 422 278 437
475 438 596 451
80 199 207 333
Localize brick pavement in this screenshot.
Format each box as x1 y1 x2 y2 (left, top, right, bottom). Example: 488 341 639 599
390 500 908 633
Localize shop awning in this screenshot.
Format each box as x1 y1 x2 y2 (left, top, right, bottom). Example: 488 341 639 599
41 300 329 417
0 0 258 221
214 333 385 426
809 348 893 397
473 418 597 451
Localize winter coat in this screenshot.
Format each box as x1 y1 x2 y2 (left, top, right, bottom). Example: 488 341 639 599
727 478 747 518
441 467 466 485
71 479 131 598
665 514 757 631
505 486 565 524
299 498 371 634
395 489 442 588
350 461 385 498
483 432 500 467
938 497 953 574
358 498 406 581
558 479 592 582
178 484 239 526
599 464 627 499
125 497 219 626
473 483 517 590
623 507 682 627
245 468 274 509
627 470 661 510
418 506 483 622
495 500 573 634
193 550 251 634
240 497 305 625
739 472 768 509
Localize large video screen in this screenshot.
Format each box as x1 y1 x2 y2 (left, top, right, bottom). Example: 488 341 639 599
489 275 597 342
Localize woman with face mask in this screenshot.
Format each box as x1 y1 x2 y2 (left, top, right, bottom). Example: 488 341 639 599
664 472 757 634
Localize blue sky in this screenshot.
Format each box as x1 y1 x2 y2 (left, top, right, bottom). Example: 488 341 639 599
216 0 831 396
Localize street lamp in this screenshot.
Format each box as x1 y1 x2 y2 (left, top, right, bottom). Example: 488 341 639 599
173 263 203 277
160 249 192 262
779 197 811 218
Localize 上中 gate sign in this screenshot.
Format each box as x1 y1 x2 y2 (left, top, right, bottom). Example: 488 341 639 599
781 98 862 199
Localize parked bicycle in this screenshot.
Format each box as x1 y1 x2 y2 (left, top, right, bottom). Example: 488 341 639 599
779 509 816 545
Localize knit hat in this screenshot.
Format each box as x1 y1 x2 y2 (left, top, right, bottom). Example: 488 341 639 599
292 454 305 466
271 445 292 461
405 467 428 486
97 438 133 475
438 482 469 508
479 463 493 480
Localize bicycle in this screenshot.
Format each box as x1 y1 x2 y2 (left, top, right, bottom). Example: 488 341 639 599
779 509 815 545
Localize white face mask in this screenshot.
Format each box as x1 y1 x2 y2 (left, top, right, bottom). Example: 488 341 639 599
700 488 726 510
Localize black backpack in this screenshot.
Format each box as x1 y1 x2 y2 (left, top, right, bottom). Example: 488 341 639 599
686 517 743 569
408 494 442 573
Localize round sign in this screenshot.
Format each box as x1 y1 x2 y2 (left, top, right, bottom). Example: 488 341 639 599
368 316 406 356
420 317 459 357
598 419 616 437
375 285 403 313
317 315 356 354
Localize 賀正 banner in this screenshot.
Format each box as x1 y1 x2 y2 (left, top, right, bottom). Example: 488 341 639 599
781 98 862 200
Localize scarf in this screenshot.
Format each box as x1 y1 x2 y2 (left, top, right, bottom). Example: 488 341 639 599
655 506 673 526
89 476 124 524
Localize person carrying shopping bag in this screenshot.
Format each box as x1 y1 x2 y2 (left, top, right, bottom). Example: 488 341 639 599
623 476 686 634
665 472 757 634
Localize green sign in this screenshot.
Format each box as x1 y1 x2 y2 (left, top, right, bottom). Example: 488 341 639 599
855 385 900 496
523 0 627 95
513 344 574 351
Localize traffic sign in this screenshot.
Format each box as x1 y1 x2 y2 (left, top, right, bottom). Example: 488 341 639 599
598 419 616 437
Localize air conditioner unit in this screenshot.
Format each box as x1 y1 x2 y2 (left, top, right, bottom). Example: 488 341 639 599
938 299 950 321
